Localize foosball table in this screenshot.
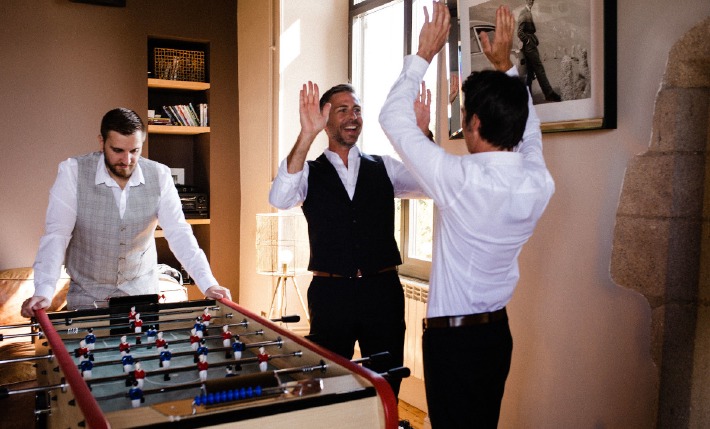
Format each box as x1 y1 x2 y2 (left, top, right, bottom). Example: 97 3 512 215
0 296 400 428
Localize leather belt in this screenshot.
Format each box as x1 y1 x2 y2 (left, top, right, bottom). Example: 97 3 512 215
423 308 507 329
311 266 398 279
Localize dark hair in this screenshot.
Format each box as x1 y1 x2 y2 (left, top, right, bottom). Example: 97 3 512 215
461 70 529 150
100 107 145 142
319 83 356 110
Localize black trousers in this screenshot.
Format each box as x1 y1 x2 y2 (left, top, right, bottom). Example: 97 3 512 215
522 45 555 98
423 318 513 429
306 271 405 397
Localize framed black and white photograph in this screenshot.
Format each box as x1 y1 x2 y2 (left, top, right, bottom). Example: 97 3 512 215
449 0 616 133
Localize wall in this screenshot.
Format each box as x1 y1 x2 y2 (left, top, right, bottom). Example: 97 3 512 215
0 1 240 292
236 0 710 427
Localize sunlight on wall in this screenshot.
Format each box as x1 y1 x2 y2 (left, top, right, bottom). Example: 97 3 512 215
280 19 301 73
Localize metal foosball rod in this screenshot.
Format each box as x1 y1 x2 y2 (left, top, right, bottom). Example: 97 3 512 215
90 359 318 403
0 304 223 332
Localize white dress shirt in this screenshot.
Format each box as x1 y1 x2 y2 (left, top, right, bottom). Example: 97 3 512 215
33 153 217 300
269 145 426 209
379 55 555 318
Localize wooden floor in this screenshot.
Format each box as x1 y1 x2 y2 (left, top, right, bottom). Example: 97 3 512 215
399 400 428 429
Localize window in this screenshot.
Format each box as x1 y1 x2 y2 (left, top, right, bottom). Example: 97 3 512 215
350 0 438 280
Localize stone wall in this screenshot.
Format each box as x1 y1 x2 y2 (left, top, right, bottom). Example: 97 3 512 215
610 16 710 429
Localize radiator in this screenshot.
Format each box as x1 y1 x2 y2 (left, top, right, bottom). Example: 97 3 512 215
401 278 429 380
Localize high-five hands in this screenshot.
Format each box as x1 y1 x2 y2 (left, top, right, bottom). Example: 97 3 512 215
299 81 330 140
416 1 451 64
480 6 515 71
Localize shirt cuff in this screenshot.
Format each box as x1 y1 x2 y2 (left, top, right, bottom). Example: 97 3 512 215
34 283 56 302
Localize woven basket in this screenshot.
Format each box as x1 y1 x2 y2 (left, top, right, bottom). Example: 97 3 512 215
154 47 205 82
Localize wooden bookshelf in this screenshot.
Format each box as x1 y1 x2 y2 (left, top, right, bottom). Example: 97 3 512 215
147 125 210 135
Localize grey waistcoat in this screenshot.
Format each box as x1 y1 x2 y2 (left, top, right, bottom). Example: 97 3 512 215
65 152 161 308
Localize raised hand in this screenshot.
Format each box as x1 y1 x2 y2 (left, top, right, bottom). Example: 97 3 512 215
414 81 432 136
480 5 515 71
416 1 451 64
299 81 330 139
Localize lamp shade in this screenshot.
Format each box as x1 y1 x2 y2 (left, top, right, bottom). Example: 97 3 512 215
255 212 310 276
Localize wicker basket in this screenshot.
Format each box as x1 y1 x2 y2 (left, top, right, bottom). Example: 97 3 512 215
154 47 205 82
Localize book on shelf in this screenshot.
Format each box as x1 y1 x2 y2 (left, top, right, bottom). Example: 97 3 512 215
160 103 208 127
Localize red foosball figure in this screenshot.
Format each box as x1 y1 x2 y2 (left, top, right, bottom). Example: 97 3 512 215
257 346 269 372
197 354 209 382
133 361 146 389
119 336 131 356
155 331 166 349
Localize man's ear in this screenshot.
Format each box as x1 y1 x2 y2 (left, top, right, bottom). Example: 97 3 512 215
98 134 104 152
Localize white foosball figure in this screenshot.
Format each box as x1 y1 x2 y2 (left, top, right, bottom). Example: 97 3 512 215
258 346 269 372
129 381 143 408
202 307 212 327
134 361 146 389
84 328 96 350
160 343 172 381
198 354 209 382
134 313 143 344
232 339 245 360
79 359 93 380
122 353 135 373
194 317 205 338
221 324 233 348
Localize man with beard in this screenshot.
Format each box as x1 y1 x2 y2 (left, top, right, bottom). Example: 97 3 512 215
269 83 430 398
21 107 230 317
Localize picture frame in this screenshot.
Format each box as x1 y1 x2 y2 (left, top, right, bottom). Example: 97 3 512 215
448 0 616 134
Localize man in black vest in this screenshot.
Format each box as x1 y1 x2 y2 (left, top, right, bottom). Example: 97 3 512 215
269 81 430 397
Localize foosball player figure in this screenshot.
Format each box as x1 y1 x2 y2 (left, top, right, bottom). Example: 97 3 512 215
128 381 144 408
79 358 93 380
159 343 172 381
232 339 245 361
133 361 146 389
75 339 89 359
225 365 236 377
197 354 209 382
194 338 209 363
146 325 158 348
122 352 135 373
128 306 137 322
84 328 96 350
133 313 143 344
257 347 269 372
155 331 166 349
194 317 205 338
202 307 212 332
189 328 200 351
221 325 233 358
119 335 131 356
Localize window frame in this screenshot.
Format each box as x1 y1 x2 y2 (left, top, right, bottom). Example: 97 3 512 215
349 0 433 281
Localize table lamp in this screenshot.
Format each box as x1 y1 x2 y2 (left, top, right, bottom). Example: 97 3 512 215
255 212 310 324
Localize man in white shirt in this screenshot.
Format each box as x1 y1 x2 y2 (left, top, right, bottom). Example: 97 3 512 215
269 82 430 398
21 108 230 317
379 3 555 428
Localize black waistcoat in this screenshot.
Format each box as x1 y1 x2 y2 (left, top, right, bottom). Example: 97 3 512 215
302 153 402 276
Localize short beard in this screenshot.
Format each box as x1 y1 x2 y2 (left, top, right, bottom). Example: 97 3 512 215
105 157 135 179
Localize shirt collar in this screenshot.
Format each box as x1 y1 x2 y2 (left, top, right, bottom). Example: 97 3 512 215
324 145 361 166
95 153 145 187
